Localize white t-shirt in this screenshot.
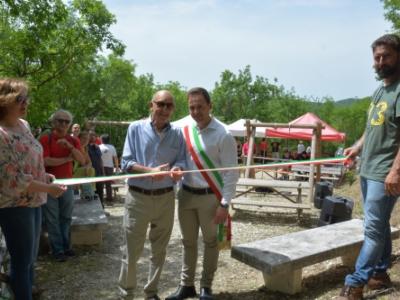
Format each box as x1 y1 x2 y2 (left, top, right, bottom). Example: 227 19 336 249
99 143 117 168
297 143 305 154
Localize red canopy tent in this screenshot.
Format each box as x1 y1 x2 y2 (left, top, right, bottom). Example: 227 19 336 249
265 112 346 141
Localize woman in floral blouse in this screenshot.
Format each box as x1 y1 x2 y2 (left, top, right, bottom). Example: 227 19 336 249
0 78 66 300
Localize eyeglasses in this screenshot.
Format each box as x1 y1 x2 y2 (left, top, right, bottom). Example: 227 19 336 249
153 101 174 109
55 118 71 125
16 95 30 105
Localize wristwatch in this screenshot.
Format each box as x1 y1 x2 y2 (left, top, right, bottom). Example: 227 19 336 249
220 202 229 209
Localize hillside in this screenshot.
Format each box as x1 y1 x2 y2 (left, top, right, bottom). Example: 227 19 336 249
335 97 361 106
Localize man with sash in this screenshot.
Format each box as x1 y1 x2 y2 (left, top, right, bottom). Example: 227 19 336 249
339 34 400 300
118 90 186 300
166 87 239 300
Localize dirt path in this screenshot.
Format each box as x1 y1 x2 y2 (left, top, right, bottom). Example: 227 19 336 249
36 185 400 299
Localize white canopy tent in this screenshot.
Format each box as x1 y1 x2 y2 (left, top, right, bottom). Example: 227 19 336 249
171 115 195 128
226 119 265 137
171 115 228 129
172 116 265 137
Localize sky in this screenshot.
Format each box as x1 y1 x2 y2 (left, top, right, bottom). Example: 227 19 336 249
102 0 392 101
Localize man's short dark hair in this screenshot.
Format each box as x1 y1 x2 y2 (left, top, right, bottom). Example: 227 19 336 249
372 34 400 52
187 87 211 104
101 134 110 144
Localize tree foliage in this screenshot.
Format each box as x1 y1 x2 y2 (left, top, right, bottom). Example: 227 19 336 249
211 66 313 124
382 0 400 30
0 0 383 154
0 0 125 125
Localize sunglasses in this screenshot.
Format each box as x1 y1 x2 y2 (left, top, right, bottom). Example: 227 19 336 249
153 101 174 109
16 95 30 105
55 118 71 125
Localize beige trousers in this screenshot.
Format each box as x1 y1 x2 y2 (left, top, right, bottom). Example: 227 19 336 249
118 189 175 299
178 189 219 288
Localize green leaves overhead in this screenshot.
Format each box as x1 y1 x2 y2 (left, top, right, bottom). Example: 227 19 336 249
382 0 400 31
0 0 124 86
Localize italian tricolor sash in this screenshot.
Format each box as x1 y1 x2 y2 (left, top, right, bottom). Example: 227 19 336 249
183 125 232 250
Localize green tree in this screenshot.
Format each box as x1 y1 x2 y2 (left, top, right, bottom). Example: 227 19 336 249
0 0 124 123
333 97 370 145
212 66 310 124
382 0 400 30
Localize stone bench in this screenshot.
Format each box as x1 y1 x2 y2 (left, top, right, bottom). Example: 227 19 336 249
111 183 125 199
71 195 108 245
231 219 400 294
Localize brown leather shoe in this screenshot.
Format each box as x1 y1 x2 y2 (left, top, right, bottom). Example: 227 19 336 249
338 285 364 300
367 272 392 290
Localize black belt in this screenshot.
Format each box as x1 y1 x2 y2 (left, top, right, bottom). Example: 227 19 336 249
182 184 214 195
129 185 174 196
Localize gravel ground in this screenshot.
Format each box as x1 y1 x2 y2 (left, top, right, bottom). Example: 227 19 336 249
36 182 400 300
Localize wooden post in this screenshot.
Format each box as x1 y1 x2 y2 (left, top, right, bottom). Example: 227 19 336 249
308 129 317 204
86 120 132 126
245 120 256 178
315 122 322 182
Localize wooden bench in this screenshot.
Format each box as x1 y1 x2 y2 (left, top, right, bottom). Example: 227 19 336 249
291 164 345 185
237 178 311 189
231 219 400 294
71 195 108 245
233 178 311 217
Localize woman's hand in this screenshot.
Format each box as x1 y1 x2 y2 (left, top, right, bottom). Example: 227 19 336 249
47 184 67 198
45 173 56 184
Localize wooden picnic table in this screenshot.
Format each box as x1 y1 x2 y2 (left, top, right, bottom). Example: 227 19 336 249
233 178 312 218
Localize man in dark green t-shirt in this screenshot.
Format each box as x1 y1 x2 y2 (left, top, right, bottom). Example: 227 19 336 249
339 34 400 300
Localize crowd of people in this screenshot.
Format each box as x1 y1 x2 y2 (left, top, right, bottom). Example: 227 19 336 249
0 81 238 300
1 33 400 300
237 138 312 163
0 80 121 299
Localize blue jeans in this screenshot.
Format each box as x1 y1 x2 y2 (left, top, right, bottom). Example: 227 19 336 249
42 187 74 255
345 177 398 286
0 206 41 300
31 208 42 286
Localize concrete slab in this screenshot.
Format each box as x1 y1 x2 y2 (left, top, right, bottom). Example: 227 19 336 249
71 195 108 245
231 219 400 294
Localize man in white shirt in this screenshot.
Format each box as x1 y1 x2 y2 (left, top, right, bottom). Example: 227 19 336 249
70 123 80 138
99 134 119 204
297 140 305 154
166 87 239 300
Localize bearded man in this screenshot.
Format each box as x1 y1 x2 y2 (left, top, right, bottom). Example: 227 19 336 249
339 34 400 300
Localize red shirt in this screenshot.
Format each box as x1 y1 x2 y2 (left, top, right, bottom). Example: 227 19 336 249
40 132 81 179
242 142 256 156
259 141 268 151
